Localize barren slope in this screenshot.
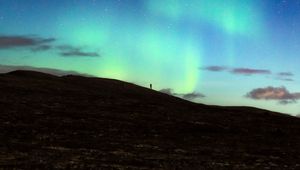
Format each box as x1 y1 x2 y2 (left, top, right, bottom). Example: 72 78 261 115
0 70 300 169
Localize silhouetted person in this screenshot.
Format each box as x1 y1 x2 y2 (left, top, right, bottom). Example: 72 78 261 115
150 84 152 89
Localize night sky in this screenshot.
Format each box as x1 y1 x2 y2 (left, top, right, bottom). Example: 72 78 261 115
0 0 299 115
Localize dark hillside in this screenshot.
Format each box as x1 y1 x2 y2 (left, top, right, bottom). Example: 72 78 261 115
0 70 300 169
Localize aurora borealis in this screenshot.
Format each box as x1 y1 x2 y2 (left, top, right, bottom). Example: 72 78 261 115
0 0 300 115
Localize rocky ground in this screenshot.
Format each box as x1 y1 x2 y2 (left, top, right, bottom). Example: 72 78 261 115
0 70 300 169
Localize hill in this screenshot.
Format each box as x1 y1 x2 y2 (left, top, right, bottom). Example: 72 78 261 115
0 70 300 169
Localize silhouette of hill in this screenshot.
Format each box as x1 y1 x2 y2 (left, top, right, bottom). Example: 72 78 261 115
0 70 300 169
7 70 59 79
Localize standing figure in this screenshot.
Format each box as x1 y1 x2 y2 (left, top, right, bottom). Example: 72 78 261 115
150 84 152 89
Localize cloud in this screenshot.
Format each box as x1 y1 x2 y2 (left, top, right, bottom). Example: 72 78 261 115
61 50 100 57
0 35 100 57
31 45 52 52
57 45 100 57
0 65 91 77
231 68 271 75
201 65 295 81
279 100 296 105
276 72 294 81
159 88 205 101
278 72 294 76
199 66 227 72
57 45 75 51
246 86 300 104
0 35 55 49
201 65 272 75
159 88 174 95
276 78 294 82
182 92 205 100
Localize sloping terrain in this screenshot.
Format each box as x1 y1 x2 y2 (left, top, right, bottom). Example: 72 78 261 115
0 70 300 169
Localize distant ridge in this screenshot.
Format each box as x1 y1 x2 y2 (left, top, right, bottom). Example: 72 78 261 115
0 64 92 77
7 69 58 77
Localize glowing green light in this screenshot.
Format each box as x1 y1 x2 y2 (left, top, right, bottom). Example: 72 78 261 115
146 0 262 35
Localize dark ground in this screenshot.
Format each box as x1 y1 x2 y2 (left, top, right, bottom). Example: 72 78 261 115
0 70 300 169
